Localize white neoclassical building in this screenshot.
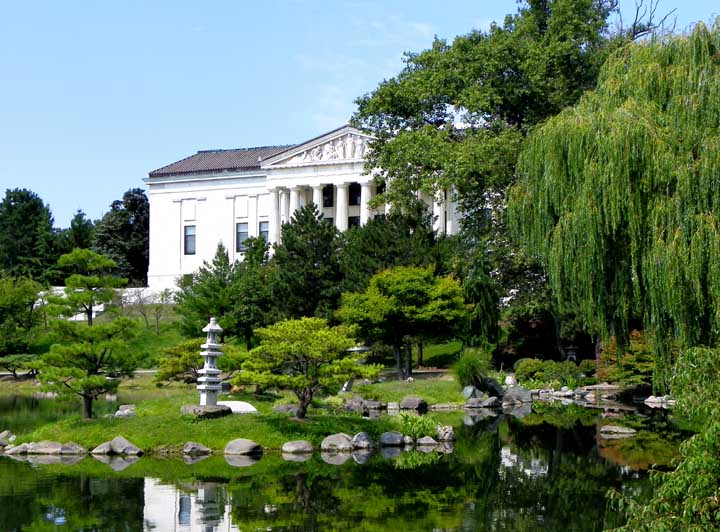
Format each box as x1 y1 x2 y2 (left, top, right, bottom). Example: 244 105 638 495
144 125 459 289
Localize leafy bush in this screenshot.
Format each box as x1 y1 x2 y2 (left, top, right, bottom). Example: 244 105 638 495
514 358 597 389
453 346 493 387
397 412 438 439
598 330 656 387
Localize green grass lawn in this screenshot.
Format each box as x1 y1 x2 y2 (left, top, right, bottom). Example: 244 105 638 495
356 376 465 405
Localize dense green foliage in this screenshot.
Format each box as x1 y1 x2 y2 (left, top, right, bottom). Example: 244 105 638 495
234 317 379 418
0 276 42 369
92 188 149 285
509 24 720 392
0 188 56 280
40 317 137 418
514 358 596 389
50 248 127 326
338 266 468 379
271 205 344 320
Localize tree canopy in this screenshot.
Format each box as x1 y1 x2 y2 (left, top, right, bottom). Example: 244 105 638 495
509 23 720 392
0 188 55 280
234 317 377 418
338 266 468 379
92 188 149 285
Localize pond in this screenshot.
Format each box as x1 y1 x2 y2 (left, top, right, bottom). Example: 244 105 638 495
0 401 686 532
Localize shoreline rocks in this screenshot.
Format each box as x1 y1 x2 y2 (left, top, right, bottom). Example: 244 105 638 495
224 438 262 456
92 436 143 456
321 433 353 452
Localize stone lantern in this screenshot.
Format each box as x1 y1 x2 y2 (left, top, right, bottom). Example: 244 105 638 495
197 317 223 407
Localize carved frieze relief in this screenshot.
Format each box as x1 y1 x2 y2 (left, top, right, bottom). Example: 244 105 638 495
288 134 369 164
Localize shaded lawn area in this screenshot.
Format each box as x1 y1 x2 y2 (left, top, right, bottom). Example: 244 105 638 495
355 376 465 406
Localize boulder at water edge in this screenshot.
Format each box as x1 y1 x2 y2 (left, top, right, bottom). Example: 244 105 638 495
379 431 404 446
399 396 428 413
91 436 143 456
224 438 263 456
437 426 456 442
180 404 232 419
320 433 353 452
183 442 211 455
417 436 438 447
351 432 374 449
502 386 532 405
282 440 313 454
27 441 63 455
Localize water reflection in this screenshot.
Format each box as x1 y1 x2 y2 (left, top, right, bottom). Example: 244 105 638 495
0 408 686 532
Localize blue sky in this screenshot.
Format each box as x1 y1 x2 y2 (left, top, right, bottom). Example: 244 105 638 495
0 0 716 226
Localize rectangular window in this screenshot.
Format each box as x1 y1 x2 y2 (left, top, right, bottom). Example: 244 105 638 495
324 217 334 226
322 184 334 208
236 222 249 252
349 183 361 206
348 216 361 228
259 221 269 242
183 225 196 255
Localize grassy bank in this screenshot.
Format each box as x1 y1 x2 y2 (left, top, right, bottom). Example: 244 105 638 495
356 375 465 405
6 374 464 453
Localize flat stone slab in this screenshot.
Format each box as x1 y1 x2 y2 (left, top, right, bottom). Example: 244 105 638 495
217 401 258 414
225 438 262 456
181 404 232 419
399 396 428 413
282 440 313 454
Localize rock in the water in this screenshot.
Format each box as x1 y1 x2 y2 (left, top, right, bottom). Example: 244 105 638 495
27 441 63 455
462 385 480 399
5 443 28 455
402 435 415 447
321 451 351 465
114 404 136 418
464 397 485 409
273 404 300 416
417 436 437 447
364 400 387 411
282 452 312 462
502 386 532 405
321 433 353 452
351 432 374 449
225 454 261 467
0 430 15 447
183 442 211 455
282 440 313 454
387 402 400 411
599 425 637 439
180 404 232 419
379 431 404 446
437 426 456 442
110 436 143 456
59 442 86 455
217 401 258 414
478 377 505 398
399 396 428 413
481 396 500 408
225 438 262 456
91 441 113 455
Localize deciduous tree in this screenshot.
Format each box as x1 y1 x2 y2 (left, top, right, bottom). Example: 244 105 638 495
338 266 468 379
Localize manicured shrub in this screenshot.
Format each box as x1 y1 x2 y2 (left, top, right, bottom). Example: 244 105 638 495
398 412 438 439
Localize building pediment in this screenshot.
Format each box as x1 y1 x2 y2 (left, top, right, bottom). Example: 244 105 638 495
261 125 373 169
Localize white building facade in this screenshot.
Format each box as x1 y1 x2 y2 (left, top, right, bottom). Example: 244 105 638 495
144 125 459 290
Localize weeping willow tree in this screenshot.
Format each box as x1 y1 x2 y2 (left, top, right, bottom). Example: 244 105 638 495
509 22 720 393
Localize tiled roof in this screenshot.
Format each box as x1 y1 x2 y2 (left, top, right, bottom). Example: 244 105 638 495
148 145 295 177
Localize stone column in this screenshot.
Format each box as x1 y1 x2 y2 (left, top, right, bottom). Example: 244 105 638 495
269 188 280 244
360 182 373 225
433 190 446 234
336 183 348 231
312 185 323 211
280 188 290 223
289 186 300 216
247 195 258 237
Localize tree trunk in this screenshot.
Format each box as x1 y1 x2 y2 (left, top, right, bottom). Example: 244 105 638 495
417 341 424 367
155 317 160 335
297 394 310 419
86 307 93 326
404 343 412 378
393 344 403 380
82 394 93 419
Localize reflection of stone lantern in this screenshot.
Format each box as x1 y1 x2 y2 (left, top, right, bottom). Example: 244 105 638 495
198 318 223 407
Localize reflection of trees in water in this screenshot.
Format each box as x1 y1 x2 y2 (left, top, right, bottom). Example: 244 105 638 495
222 415 656 532
0 460 145 532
